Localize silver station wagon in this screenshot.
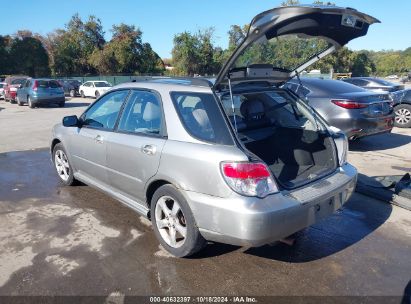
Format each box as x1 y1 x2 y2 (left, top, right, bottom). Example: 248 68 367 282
51 5 378 257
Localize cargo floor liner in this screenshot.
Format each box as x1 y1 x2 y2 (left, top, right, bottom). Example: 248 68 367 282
242 127 336 189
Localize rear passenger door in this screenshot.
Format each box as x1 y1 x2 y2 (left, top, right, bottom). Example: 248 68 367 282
105 89 167 206
18 80 31 102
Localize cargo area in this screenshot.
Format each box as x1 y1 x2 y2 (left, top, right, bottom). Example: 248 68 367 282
221 89 337 189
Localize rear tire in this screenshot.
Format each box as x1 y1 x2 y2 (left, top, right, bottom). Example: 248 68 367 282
53 143 77 186
17 96 23 106
151 184 206 257
59 101 65 108
394 104 411 128
28 96 35 108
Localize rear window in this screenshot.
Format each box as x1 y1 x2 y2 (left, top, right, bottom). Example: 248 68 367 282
36 80 61 88
94 82 111 87
170 92 233 145
306 79 365 95
371 78 395 86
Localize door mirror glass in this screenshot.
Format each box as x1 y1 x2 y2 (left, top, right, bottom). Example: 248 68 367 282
63 115 80 127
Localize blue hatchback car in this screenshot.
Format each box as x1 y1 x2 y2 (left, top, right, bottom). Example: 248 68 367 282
16 78 65 108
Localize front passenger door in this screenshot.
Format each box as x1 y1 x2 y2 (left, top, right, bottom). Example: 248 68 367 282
69 90 129 186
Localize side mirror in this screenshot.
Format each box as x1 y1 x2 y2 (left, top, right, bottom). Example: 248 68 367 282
62 115 80 127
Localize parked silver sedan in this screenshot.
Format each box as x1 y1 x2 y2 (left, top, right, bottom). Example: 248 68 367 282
50 5 378 257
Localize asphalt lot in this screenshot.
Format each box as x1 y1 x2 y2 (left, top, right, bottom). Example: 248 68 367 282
0 97 410 298
0 98 93 153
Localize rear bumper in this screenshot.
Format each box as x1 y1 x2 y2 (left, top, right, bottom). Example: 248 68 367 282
30 96 65 104
337 115 394 139
183 163 357 247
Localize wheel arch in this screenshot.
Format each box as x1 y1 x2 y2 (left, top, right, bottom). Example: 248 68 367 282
145 179 172 218
50 138 61 154
394 101 411 107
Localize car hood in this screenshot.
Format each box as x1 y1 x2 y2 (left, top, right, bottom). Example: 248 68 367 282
214 5 379 91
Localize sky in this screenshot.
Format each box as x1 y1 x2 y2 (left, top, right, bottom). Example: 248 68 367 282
1 0 410 59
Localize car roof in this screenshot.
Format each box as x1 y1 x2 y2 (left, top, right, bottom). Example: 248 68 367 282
112 80 213 93
290 77 366 94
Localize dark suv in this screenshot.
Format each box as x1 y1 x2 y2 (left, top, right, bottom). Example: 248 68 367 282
57 79 82 97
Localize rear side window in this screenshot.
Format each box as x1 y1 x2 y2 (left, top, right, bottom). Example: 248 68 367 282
170 92 233 145
118 90 165 136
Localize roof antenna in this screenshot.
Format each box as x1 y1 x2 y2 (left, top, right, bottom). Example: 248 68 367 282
227 73 238 132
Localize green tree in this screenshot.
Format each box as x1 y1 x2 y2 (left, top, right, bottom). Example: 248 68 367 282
88 23 163 75
51 14 105 76
9 36 50 76
88 48 119 75
172 31 200 76
171 28 221 76
351 52 376 76
0 35 12 75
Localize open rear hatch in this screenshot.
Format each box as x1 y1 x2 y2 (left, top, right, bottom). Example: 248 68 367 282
215 5 379 189
214 5 380 91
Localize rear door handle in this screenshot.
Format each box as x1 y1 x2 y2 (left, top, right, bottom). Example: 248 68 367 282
142 144 156 155
94 135 104 144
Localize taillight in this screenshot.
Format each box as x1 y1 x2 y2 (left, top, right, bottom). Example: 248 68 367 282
32 81 38 91
331 99 368 109
221 162 278 198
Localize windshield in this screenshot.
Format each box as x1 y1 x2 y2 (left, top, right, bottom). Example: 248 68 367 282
234 34 333 72
11 78 27 85
94 82 111 87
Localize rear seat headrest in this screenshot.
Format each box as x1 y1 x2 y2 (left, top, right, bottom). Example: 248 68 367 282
240 99 265 120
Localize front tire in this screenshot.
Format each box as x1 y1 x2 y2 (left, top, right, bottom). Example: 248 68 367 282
151 184 206 257
53 143 77 186
95 91 100 99
69 89 75 97
394 104 411 128
80 90 85 98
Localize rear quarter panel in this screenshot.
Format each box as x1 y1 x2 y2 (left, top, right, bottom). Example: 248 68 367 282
154 141 247 198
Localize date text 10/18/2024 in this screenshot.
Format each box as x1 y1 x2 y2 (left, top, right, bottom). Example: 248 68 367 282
149 296 258 303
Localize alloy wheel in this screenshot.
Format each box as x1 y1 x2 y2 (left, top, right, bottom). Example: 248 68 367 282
54 149 70 181
155 196 187 248
395 108 411 125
